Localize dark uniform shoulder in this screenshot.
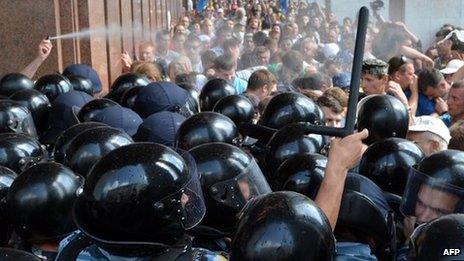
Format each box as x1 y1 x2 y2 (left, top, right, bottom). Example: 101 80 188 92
152 247 228 261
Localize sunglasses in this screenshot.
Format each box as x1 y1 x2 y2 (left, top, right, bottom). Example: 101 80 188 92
388 55 411 75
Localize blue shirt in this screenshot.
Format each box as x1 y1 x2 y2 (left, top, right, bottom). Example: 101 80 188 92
441 113 452 127
233 77 248 94
405 91 436 116
395 245 409 261
335 242 377 260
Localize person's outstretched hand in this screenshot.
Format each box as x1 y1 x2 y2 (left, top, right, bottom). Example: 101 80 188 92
316 129 369 230
327 129 369 173
21 38 53 79
121 51 133 70
38 39 53 61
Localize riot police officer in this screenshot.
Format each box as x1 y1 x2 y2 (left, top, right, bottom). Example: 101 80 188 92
230 191 335 261
189 142 271 251
64 143 223 260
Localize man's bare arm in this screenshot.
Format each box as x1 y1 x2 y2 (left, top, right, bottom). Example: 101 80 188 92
315 129 369 230
20 39 53 79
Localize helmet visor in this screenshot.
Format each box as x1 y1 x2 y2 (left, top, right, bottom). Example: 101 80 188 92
209 159 271 210
19 113 38 138
401 167 464 223
152 151 206 229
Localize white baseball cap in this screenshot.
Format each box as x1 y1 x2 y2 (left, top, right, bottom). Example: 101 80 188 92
322 43 340 59
437 29 464 45
440 59 464 75
409 116 451 143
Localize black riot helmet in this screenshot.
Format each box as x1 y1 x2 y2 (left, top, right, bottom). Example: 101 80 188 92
9 89 51 134
34 74 73 102
66 75 94 95
73 143 205 256
105 73 150 102
76 98 119 122
265 123 326 180
0 248 41 261
213 95 255 126
0 100 38 138
2 162 83 243
120 86 143 109
409 214 464 261
199 78 236 111
0 73 34 96
0 166 17 200
273 153 326 197
359 137 425 196
230 191 335 261
178 82 200 113
0 167 18 246
401 150 464 224
53 122 107 163
0 133 47 173
63 126 133 177
189 142 271 233
357 95 409 145
259 92 325 129
335 173 396 260
175 112 240 150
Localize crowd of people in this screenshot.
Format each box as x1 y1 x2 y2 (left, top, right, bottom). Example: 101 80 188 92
0 0 464 260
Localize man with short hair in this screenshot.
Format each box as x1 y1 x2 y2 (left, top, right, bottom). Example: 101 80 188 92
215 8 227 28
214 54 248 94
318 94 346 128
254 46 271 66
184 35 203 74
285 22 301 44
201 18 214 38
179 15 190 30
222 37 241 61
121 41 156 72
293 73 331 93
400 150 464 229
173 24 187 36
417 68 450 116
300 37 321 69
242 33 255 53
440 59 464 84
388 56 416 91
448 124 464 151
155 30 179 65
361 59 409 107
361 59 389 96
434 33 464 70
245 69 277 102
441 80 464 126
238 33 255 70
252 31 268 47
211 26 233 56
407 116 450 156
